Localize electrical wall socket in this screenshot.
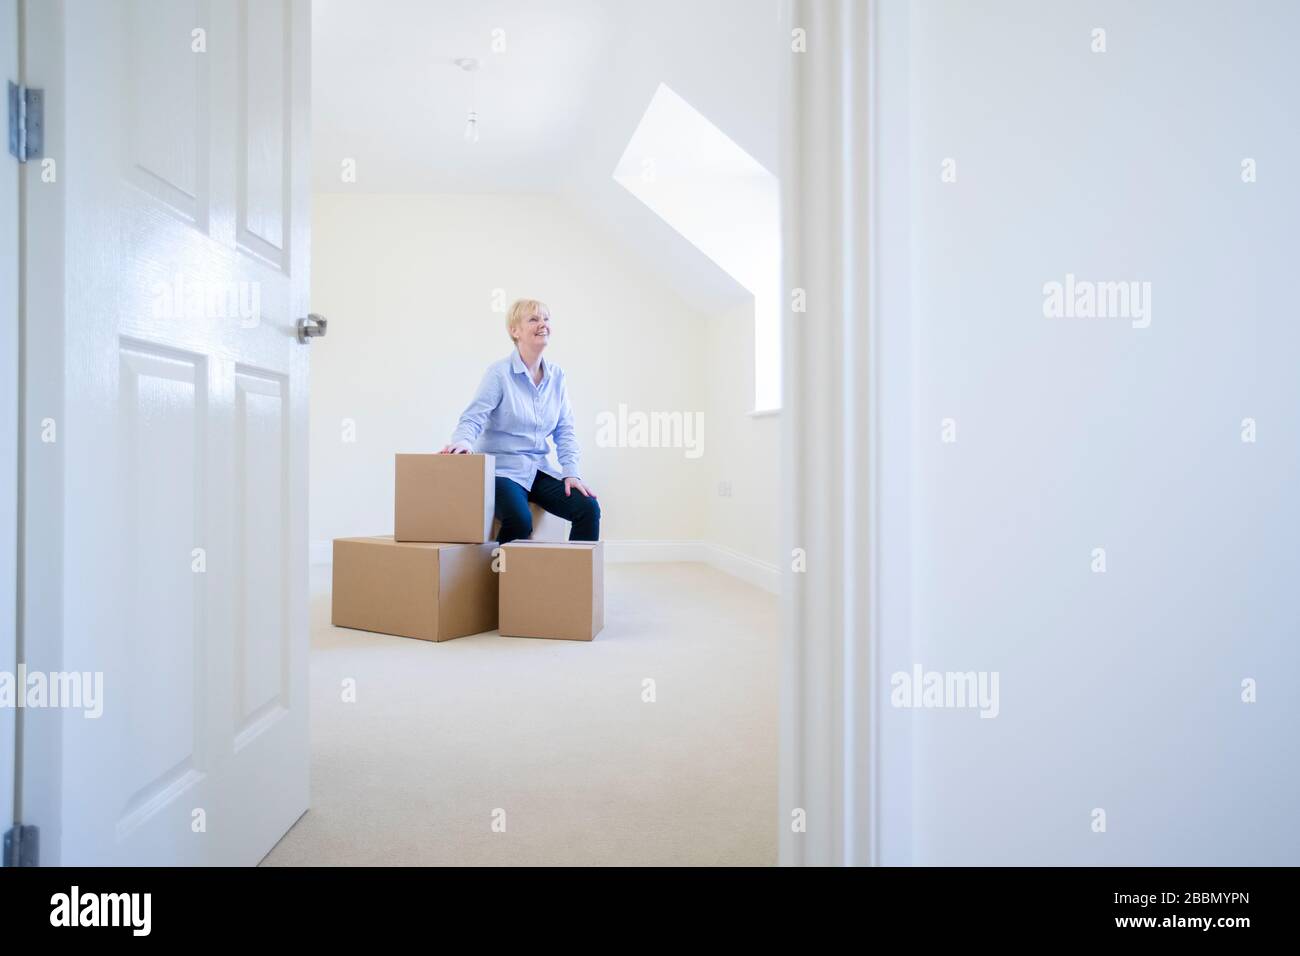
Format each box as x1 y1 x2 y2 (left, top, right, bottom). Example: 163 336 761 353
717 480 733 498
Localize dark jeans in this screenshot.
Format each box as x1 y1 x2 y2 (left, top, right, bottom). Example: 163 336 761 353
494 472 601 544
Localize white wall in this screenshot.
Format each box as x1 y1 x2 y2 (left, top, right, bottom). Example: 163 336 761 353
889 0 1300 864
704 299 780 576
309 193 713 556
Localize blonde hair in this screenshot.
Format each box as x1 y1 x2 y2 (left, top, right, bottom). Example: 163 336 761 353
506 299 551 343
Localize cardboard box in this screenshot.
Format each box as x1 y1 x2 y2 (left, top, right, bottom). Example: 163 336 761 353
332 536 498 642
395 453 494 544
498 541 604 641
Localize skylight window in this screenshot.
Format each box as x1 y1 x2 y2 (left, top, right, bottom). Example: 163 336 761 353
613 84 781 412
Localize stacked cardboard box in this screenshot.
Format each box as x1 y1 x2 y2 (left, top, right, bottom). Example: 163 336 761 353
332 453 497 642
331 453 605 642
394 453 494 544
331 537 497 642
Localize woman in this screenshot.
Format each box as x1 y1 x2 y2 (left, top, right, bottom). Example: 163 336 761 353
440 298 600 544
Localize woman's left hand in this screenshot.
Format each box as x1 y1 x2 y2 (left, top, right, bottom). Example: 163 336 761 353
564 478 597 498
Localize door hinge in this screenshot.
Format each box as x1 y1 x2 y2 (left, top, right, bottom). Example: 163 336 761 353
8 81 44 163
3 825 39 866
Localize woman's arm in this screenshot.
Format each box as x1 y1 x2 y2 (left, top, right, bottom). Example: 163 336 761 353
552 382 580 479
552 378 595 497
441 367 503 454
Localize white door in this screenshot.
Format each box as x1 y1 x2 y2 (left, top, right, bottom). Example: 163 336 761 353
20 0 312 865
1 0 19 848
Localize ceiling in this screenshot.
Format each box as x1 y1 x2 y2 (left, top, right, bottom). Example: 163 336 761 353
312 0 783 313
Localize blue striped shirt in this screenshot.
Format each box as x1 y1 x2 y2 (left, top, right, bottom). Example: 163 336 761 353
451 351 582 490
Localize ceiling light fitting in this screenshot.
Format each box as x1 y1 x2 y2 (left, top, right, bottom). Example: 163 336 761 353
455 57 480 143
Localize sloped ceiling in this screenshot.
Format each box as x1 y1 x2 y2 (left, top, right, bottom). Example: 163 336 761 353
312 0 782 314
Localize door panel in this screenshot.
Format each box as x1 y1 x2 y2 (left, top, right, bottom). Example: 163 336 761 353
233 367 289 746
32 0 311 865
127 0 208 225
117 343 205 841
238 0 289 263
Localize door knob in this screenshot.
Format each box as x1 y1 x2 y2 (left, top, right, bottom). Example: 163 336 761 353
297 313 327 343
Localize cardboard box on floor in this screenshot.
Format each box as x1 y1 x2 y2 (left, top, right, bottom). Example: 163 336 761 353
395 453 494 543
499 541 603 642
332 536 498 642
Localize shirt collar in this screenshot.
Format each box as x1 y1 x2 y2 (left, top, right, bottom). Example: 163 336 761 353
510 349 547 383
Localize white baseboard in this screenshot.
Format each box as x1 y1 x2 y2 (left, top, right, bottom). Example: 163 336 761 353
310 538 779 594
701 542 781 594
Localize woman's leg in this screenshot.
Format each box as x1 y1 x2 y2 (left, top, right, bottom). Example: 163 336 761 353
528 472 601 541
494 476 533 544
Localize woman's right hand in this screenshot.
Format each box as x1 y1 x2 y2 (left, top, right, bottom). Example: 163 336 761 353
439 440 473 454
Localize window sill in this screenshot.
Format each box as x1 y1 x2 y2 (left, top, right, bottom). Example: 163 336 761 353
746 407 780 419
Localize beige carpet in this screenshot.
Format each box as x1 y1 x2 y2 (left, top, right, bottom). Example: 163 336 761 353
260 561 778 866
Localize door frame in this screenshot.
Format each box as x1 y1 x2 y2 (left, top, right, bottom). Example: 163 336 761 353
2 0 21 856
12 0 66 864
777 0 914 867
